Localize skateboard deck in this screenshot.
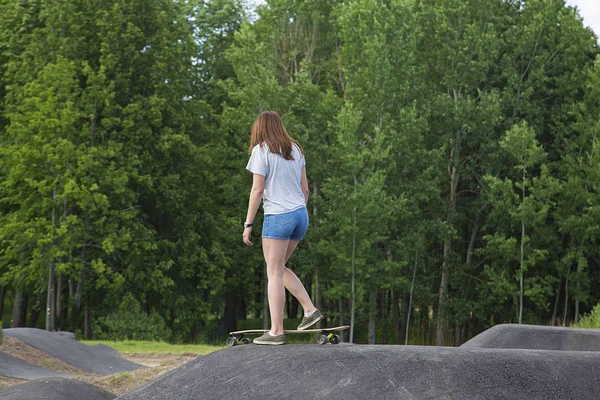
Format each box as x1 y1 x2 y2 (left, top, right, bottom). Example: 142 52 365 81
226 325 349 346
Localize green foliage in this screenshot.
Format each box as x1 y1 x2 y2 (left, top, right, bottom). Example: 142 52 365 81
93 293 171 342
0 0 599 345
572 303 600 329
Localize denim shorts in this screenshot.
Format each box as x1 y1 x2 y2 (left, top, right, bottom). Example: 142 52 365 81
262 207 309 241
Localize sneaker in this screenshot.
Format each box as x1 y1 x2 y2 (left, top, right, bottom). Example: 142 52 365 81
253 332 286 345
297 310 323 330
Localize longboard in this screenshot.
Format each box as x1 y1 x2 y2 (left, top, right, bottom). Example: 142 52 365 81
226 325 350 346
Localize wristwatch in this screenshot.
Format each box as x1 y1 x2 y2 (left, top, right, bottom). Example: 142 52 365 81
243 222 253 228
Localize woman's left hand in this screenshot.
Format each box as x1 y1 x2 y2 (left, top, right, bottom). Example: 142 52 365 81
243 227 253 246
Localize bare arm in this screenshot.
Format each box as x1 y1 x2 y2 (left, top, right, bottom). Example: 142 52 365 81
243 173 265 246
301 167 309 204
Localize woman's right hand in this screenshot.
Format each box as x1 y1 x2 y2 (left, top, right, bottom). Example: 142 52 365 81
243 227 253 246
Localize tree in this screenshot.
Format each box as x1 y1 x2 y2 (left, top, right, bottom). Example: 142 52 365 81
484 122 558 324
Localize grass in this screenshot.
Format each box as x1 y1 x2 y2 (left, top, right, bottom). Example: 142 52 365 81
109 372 134 385
81 340 224 355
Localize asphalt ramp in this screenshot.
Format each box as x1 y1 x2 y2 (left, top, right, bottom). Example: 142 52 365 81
0 377 115 400
0 352 69 380
116 344 600 400
4 328 142 375
461 324 600 351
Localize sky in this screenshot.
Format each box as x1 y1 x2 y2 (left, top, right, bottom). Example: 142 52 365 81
247 0 599 41
565 0 600 41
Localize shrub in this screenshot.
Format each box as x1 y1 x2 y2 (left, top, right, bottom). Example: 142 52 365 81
572 303 600 329
93 293 171 341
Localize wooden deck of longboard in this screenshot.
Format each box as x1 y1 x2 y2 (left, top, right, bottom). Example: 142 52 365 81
229 325 350 335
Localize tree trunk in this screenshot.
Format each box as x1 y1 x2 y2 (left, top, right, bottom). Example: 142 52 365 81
46 260 56 331
75 270 84 312
237 295 247 321
255 267 262 318
68 278 74 324
314 268 321 324
290 293 299 319
518 164 527 324
437 142 459 346
84 305 92 340
46 191 57 332
0 286 6 319
563 266 571 326
381 289 388 344
304 273 313 308
338 298 345 342
455 321 463 347
551 280 561 326
368 291 376 344
518 218 525 324
30 294 42 327
76 218 88 315
223 288 237 333
400 291 410 344
574 261 581 323
406 248 418 345
73 270 84 330
11 291 27 328
285 292 292 319
391 289 399 341
423 313 429 345
56 272 63 328
466 222 479 267
350 175 357 343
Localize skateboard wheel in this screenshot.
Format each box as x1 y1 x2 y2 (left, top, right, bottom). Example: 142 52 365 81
331 334 341 345
243 338 252 344
317 334 328 345
226 336 237 347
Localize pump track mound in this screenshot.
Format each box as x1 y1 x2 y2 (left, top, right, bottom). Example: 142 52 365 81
0 377 116 400
4 328 142 375
1 324 599 399
0 352 70 380
461 324 600 351
117 342 600 400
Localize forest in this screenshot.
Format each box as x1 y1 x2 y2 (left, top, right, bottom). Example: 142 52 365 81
0 0 599 345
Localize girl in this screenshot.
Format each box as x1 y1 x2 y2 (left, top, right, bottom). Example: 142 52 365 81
243 111 323 345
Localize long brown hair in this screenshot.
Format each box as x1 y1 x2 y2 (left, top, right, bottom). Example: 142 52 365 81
249 111 303 160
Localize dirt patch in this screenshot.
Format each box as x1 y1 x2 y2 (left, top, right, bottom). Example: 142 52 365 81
120 353 197 368
0 342 197 396
0 376 25 390
75 354 197 396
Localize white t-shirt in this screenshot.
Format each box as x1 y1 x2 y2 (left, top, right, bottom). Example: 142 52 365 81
246 143 306 215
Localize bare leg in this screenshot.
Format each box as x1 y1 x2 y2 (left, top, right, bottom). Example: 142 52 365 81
262 238 288 335
283 240 317 314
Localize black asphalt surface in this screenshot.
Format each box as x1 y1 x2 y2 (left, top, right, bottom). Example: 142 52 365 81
0 377 115 400
3 328 142 375
55 331 76 340
0 353 69 380
461 324 600 351
117 343 600 400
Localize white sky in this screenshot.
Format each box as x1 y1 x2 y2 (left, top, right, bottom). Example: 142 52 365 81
247 0 599 41
565 0 600 41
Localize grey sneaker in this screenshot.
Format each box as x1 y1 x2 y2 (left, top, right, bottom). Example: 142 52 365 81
297 310 323 330
253 332 286 345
